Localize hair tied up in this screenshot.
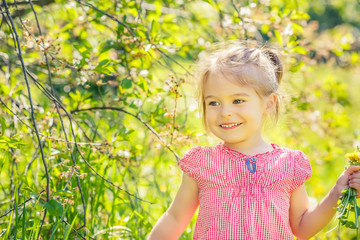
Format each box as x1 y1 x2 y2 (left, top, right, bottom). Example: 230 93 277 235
264 49 283 84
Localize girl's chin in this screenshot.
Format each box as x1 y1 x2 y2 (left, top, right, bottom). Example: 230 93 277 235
221 139 246 145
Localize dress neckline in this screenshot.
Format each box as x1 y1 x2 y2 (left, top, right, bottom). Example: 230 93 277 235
217 141 281 159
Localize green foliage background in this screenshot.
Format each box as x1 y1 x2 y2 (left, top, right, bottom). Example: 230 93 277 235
0 0 359 239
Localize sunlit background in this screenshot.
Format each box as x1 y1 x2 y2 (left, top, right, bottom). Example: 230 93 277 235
0 0 359 239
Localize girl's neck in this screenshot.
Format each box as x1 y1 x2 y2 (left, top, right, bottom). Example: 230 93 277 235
223 137 273 156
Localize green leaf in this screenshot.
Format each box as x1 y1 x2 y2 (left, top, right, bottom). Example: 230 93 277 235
291 23 304 35
261 24 269 34
201 0 213 5
94 59 114 75
345 221 357 229
96 59 111 69
100 40 115 54
274 30 283 47
151 20 160 39
296 102 310 111
4 209 13 239
290 10 310 20
63 215 78 240
0 116 6 135
44 199 64 217
73 42 91 60
138 77 148 93
291 46 308 55
0 135 24 149
69 90 81 102
121 78 133 89
0 83 10 95
289 61 305 73
52 190 73 197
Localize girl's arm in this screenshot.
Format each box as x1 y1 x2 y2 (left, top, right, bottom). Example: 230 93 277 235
289 166 360 240
147 173 199 240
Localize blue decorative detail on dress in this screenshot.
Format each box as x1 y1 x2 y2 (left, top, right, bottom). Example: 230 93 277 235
246 157 257 173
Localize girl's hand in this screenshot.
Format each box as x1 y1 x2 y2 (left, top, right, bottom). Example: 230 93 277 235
336 166 360 198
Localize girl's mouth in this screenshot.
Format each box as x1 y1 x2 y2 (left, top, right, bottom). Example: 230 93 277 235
219 123 242 129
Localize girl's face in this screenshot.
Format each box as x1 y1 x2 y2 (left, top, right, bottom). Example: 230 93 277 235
203 73 276 151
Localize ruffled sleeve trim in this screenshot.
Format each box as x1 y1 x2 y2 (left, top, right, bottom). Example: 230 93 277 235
179 146 202 181
290 150 312 192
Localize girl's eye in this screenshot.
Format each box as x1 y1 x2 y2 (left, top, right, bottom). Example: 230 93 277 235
233 99 244 104
208 101 220 106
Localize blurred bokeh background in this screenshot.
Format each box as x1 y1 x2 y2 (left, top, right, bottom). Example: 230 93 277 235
0 0 360 239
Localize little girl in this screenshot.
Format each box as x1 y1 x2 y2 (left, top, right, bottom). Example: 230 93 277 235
148 41 360 240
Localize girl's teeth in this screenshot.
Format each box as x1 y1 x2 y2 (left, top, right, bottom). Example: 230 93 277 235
221 123 239 127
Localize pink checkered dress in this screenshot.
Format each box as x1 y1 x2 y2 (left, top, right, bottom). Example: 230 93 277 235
179 142 312 240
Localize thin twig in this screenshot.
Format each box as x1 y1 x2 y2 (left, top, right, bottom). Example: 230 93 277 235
27 0 88 232
230 0 248 38
2 1 50 236
18 144 41 197
0 0 53 7
62 219 90 240
156 47 192 76
1 0 39 6
0 190 45 219
0 98 108 146
0 96 32 128
72 106 180 161
0 95 107 146
74 0 136 37
2 0 50 202
74 143 154 204
37 209 47 240
2 68 147 203
0 9 17 50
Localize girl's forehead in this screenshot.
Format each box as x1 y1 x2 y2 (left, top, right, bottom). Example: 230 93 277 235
203 66 272 97
204 73 258 97
205 72 239 87
207 66 262 84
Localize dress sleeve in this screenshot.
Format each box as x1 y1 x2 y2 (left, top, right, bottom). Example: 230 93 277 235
178 146 202 181
290 150 312 192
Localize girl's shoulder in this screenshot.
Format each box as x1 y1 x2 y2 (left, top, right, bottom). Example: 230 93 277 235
178 145 213 180
183 145 203 155
276 145 312 173
275 145 308 158
180 144 217 161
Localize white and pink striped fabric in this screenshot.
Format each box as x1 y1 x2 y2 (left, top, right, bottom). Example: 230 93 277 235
179 142 312 240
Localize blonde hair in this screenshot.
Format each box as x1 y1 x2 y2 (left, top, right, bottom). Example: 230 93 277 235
195 41 283 130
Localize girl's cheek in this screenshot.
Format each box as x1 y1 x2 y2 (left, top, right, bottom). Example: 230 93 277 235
206 108 216 113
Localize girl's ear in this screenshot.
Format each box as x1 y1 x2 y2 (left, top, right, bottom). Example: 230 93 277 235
264 93 277 114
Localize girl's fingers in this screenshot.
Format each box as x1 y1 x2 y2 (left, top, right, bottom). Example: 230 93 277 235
349 177 360 183
349 180 360 189
345 165 360 175
348 168 360 197
336 166 360 196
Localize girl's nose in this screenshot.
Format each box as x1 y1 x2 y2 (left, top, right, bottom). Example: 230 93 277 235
220 106 233 117
222 112 233 117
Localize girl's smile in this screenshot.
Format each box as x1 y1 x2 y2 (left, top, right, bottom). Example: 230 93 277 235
219 122 242 129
